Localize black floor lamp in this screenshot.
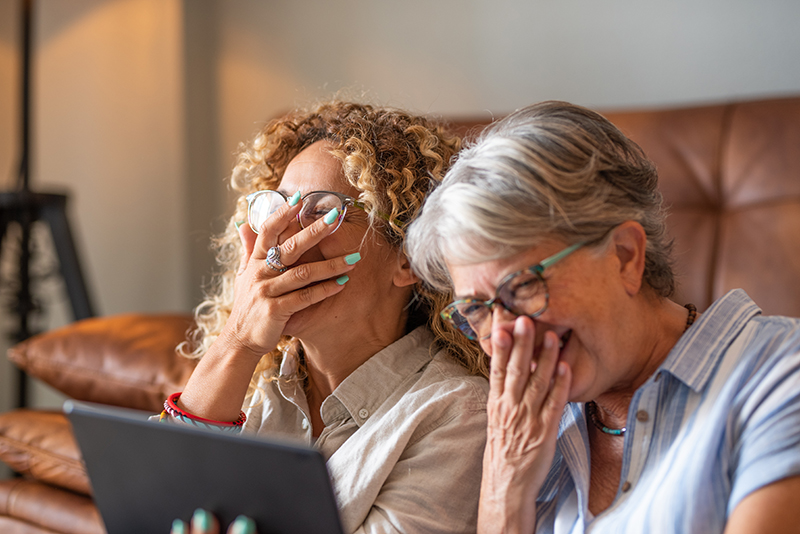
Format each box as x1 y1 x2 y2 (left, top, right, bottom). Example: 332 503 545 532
1 0 96 408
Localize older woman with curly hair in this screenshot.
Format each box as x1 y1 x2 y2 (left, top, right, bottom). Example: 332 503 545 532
168 101 489 534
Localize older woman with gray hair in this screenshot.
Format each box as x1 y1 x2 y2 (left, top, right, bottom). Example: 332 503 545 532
406 101 800 533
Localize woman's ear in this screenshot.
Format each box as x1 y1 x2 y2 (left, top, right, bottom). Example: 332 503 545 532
611 221 647 296
393 252 420 288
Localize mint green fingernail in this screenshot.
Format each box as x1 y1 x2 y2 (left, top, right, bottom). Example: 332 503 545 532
344 252 361 265
171 519 187 534
231 515 256 534
336 275 349 285
234 220 244 230
323 207 340 225
288 190 302 206
192 509 211 532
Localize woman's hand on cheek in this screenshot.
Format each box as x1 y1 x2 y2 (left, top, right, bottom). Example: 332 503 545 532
171 509 256 534
478 318 572 534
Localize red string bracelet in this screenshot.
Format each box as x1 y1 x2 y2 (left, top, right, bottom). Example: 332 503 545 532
163 392 246 428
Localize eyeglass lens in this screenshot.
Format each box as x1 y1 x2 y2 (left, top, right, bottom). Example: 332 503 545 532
248 191 347 234
448 271 548 340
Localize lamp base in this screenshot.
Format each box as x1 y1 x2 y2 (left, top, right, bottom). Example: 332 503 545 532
0 190 95 407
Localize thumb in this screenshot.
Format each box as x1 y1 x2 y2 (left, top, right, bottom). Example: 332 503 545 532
236 221 258 275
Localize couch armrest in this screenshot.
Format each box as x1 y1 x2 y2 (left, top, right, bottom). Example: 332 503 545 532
0 410 89 496
7 314 198 412
0 478 104 534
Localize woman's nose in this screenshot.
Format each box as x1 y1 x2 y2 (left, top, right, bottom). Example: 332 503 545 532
479 306 519 352
491 305 519 331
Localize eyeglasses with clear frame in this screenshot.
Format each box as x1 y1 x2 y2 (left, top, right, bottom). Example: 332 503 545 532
246 190 368 234
441 241 587 341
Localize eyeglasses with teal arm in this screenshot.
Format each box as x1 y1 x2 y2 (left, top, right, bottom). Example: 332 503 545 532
441 240 586 340
246 189 403 234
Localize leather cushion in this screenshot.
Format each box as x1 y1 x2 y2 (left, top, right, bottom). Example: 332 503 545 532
604 96 800 316
0 411 90 496
0 516 63 534
8 314 197 412
0 479 104 534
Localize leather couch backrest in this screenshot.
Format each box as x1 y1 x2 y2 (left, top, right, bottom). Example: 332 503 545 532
605 97 800 315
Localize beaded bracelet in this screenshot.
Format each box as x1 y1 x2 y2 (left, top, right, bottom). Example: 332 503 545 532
160 392 246 433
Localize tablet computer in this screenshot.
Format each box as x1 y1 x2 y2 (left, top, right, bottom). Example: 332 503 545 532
64 400 344 534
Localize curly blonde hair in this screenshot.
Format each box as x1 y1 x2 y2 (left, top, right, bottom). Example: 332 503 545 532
179 101 488 387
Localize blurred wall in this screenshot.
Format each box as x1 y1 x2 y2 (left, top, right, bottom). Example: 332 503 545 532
214 0 800 180
0 0 798 429
0 0 189 433
35 0 188 314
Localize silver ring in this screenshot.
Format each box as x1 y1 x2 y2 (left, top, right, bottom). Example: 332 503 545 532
266 246 287 273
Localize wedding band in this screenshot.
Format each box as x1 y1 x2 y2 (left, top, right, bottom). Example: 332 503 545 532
266 246 287 273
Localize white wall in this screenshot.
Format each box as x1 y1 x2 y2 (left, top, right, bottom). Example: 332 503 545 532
35 0 188 315
214 0 800 178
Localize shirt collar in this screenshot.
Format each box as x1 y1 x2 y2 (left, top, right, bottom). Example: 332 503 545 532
658 289 761 392
331 326 435 427
277 327 435 427
278 343 301 378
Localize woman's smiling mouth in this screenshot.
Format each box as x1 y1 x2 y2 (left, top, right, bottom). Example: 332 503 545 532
558 329 573 350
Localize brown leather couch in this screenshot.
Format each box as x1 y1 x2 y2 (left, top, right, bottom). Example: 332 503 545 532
0 315 197 534
1 96 799 534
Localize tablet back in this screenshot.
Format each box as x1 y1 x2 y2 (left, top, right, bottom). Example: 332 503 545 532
64 400 344 534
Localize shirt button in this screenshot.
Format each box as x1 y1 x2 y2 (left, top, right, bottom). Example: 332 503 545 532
621 481 631 492
358 408 369 419
636 410 649 422
301 418 309 430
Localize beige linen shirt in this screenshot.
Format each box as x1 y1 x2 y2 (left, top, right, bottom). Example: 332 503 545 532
242 326 489 534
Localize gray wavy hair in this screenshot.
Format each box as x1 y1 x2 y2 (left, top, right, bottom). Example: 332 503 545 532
406 100 675 298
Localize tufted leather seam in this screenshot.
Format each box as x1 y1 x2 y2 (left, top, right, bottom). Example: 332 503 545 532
0 480 100 534
0 516 64 534
706 102 736 305
0 435 86 474
699 196 800 212
3 478 26 516
0 479 25 514
663 141 716 209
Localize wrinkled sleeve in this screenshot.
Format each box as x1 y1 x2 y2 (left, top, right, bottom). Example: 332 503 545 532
729 347 800 513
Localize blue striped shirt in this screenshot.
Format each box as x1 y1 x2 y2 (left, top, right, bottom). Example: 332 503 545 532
536 289 800 533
